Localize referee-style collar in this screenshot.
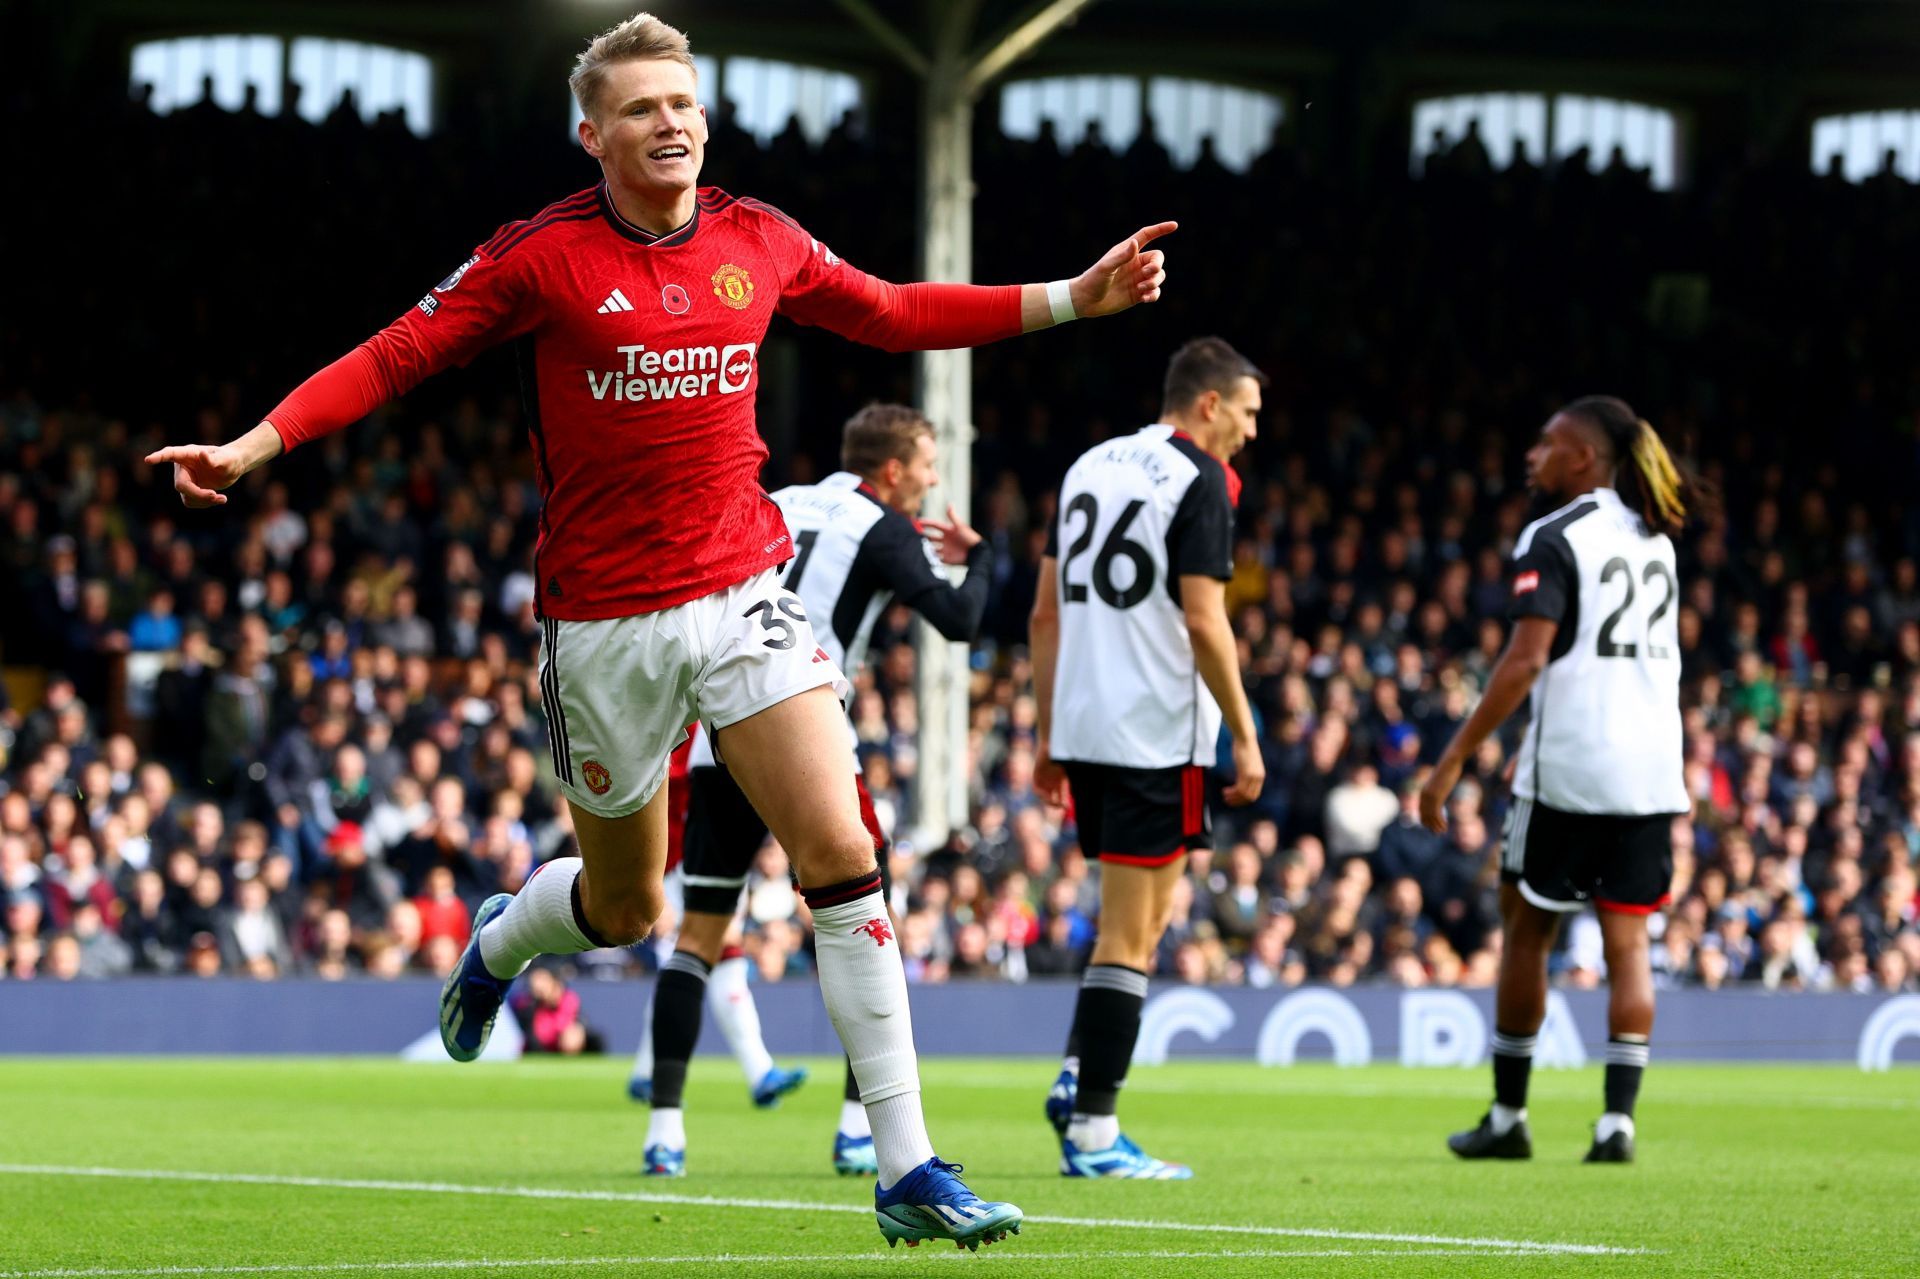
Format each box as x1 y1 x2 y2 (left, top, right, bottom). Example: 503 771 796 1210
598 184 701 248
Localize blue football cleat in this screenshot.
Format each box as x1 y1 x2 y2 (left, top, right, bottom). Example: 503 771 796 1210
833 1131 879 1177
437 893 515 1062
642 1143 685 1177
1060 1131 1193 1179
627 1076 653 1105
875 1158 1022 1251
1044 1068 1077 1136
750 1064 810 1109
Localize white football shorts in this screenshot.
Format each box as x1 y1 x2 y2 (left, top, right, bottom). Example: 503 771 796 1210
537 569 850 818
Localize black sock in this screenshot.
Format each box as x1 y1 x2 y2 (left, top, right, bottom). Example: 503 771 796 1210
843 1055 861 1103
1490 1026 1537 1111
1068 965 1149 1116
650 952 710 1109
1604 1036 1649 1117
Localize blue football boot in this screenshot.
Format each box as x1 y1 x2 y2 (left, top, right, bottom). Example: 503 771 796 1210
833 1131 879 1176
750 1064 810 1109
642 1143 685 1177
1044 1068 1077 1136
437 893 515 1062
1060 1131 1193 1179
875 1158 1022 1251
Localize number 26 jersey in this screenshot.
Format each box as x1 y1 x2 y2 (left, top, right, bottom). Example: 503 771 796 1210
1046 424 1235 770
1507 485 1688 816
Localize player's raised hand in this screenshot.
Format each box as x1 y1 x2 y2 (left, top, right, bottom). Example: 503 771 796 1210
920 504 983 566
1071 222 1176 318
1221 735 1266 807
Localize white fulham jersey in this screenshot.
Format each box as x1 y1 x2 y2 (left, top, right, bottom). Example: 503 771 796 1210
1508 486 1688 815
689 470 991 767
1047 425 1235 770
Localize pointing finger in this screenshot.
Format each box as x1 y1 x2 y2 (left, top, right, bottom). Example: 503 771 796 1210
145 446 207 466
1130 221 1178 251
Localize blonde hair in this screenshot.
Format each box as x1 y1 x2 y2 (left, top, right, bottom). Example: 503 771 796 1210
569 12 697 122
1560 396 1713 538
1629 418 1687 534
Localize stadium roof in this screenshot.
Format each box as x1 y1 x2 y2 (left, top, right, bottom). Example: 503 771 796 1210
62 0 1920 104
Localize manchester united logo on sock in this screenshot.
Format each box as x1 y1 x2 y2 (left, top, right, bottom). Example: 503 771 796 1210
856 918 893 947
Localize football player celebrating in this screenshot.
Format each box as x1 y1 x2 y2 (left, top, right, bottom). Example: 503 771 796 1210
636 403 994 1179
148 10 1173 1250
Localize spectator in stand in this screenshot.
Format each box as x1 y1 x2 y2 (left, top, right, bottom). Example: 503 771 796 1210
512 964 603 1055
3 84 1920 998
1325 762 1399 859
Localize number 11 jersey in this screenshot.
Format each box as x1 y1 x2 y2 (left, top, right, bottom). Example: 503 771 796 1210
1046 424 1236 770
1507 485 1687 816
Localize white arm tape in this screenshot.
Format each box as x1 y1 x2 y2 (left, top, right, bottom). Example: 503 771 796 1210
1045 278 1078 326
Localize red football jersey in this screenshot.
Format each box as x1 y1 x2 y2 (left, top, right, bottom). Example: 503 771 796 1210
267 184 1022 619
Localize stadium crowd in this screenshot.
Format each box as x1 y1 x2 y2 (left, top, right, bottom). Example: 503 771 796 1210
2 73 1918 996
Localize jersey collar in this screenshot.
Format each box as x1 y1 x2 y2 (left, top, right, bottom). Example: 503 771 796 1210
598 183 701 248
1167 426 1244 507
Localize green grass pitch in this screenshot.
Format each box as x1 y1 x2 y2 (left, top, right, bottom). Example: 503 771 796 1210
0 1056 1913 1277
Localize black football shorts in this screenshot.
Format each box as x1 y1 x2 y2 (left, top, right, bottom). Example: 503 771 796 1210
1062 761 1210 868
1500 797 1675 914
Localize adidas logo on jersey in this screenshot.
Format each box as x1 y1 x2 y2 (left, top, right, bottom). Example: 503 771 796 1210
597 288 636 314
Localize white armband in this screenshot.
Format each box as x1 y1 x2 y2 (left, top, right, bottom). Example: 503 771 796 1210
1045 278 1078 326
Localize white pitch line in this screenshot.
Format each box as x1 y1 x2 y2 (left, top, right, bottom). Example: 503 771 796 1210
0 1164 1648 1256
0 1250 1550 1279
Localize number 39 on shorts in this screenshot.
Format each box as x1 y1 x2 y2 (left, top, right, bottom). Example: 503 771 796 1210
744 594 809 650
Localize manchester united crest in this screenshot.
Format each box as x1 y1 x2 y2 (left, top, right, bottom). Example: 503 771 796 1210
711 263 754 310
582 760 612 795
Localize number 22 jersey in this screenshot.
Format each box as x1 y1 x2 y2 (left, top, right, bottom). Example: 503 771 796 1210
1507 485 1688 816
1046 424 1236 770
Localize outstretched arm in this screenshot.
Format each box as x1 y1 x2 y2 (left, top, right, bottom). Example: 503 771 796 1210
146 245 531 507
781 223 1177 353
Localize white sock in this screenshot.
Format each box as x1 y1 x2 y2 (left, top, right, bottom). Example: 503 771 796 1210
839 1100 871 1139
868 1094 932 1187
1596 1112 1636 1142
1490 1103 1527 1135
478 858 596 980
646 1107 686 1150
1061 1054 1080 1077
630 995 655 1083
1068 1113 1119 1150
808 884 930 1185
707 955 775 1086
